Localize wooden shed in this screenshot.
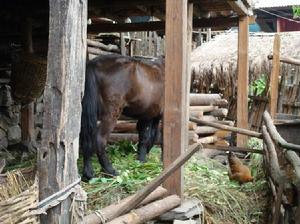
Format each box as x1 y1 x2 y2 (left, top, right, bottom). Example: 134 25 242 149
0 0 253 223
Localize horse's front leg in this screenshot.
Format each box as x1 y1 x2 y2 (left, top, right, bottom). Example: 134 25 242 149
137 119 153 162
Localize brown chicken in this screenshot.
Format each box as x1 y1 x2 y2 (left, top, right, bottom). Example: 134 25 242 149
228 152 254 184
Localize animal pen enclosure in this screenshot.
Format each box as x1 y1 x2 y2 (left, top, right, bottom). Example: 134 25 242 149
0 0 254 223
191 31 300 131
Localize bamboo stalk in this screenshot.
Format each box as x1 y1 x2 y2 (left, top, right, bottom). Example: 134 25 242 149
190 117 262 138
203 144 264 154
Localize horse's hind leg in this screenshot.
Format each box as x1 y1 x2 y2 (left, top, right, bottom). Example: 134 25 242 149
147 116 161 153
82 147 94 180
96 105 122 176
137 119 154 162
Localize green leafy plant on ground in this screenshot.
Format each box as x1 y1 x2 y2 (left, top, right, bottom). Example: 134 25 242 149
81 140 269 224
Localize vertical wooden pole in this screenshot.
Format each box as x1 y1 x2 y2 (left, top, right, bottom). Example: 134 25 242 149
269 34 281 118
21 17 34 148
237 16 249 147
120 33 126 55
38 0 87 223
186 3 193 146
21 104 34 144
163 0 187 197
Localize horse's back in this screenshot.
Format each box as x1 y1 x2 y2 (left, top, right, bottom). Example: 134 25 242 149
88 54 164 119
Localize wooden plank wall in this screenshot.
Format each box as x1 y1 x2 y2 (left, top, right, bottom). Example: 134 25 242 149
38 0 87 223
163 0 188 197
130 31 164 57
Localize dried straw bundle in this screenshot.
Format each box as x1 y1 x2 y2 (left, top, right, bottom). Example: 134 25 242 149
0 169 38 224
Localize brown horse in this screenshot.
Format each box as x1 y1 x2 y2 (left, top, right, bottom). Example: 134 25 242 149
80 54 164 179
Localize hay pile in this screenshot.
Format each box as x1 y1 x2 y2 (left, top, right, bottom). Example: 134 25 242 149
0 168 35 200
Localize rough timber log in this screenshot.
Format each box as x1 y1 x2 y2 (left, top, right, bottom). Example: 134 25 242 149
106 195 181 224
88 47 112 55
38 0 87 223
189 93 220 106
189 106 218 113
113 121 196 133
211 108 228 118
195 126 217 135
189 131 199 144
87 39 120 53
197 135 218 144
84 187 168 224
189 111 204 119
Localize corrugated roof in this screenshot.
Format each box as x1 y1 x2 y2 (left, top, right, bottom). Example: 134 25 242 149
254 0 300 8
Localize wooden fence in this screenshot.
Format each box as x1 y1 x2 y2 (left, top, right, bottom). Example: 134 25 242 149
262 111 300 223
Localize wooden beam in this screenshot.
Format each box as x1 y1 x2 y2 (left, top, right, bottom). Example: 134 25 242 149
269 34 281 118
268 55 300 66
38 0 87 223
237 16 249 147
90 0 165 8
227 0 253 16
163 0 188 197
88 17 238 33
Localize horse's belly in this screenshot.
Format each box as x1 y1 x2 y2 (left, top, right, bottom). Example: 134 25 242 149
122 102 161 119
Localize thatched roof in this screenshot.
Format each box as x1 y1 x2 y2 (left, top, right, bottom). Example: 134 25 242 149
191 31 300 94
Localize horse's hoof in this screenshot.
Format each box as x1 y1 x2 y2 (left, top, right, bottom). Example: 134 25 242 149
82 170 94 181
137 157 147 163
103 168 119 177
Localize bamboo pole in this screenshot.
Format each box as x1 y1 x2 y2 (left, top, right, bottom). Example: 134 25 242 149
203 144 264 154
190 117 262 138
268 55 300 66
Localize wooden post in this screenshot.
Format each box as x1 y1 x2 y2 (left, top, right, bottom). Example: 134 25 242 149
38 0 87 223
163 0 188 197
21 104 34 144
269 34 281 118
237 16 249 147
21 17 34 147
120 33 126 55
186 3 193 151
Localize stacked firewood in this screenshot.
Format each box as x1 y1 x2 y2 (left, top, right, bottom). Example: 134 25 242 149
188 93 234 146
87 38 120 59
108 93 233 146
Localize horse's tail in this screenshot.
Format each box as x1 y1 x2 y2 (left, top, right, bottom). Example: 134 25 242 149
80 64 99 157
